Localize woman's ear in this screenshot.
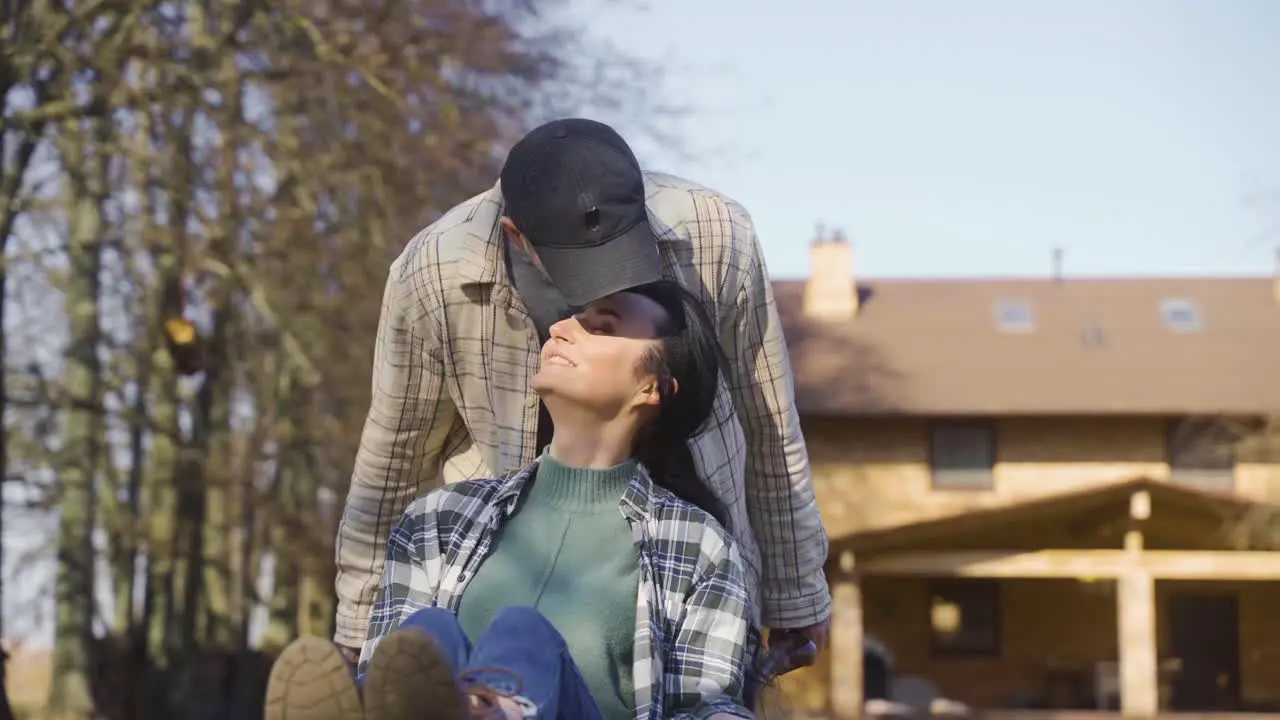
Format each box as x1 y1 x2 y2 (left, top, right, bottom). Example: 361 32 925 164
634 376 676 410
634 376 663 409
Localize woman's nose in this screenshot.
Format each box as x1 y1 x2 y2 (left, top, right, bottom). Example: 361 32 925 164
549 314 584 341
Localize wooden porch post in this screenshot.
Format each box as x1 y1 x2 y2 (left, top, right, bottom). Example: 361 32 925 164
830 551 864 719
1118 568 1158 717
1119 494 1158 718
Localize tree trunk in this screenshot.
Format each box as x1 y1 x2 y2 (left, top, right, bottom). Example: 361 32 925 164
52 117 109 718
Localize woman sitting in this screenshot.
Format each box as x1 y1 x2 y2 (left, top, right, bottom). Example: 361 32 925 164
266 281 760 720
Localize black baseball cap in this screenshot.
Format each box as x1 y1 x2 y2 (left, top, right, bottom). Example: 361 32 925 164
500 118 662 307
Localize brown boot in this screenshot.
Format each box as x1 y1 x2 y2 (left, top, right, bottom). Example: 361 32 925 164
265 636 365 720
362 628 470 720
363 629 538 719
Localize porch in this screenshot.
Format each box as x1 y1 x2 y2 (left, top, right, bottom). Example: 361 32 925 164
822 478 1280 718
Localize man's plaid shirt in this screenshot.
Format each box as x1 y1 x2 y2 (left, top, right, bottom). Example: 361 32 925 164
360 462 760 720
335 172 831 649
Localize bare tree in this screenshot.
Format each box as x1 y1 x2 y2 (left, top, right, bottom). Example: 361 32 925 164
2 0 685 717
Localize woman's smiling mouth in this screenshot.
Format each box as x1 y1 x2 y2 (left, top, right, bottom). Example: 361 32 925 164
544 353 575 367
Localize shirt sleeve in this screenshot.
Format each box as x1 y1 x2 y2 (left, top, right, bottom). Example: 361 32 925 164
356 497 440 672
719 205 832 630
334 242 458 649
667 537 759 720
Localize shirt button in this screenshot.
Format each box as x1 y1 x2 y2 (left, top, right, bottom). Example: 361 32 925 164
527 397 537 408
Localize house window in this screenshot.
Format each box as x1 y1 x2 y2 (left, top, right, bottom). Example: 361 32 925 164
929 580 1001 657
1168 418 1237 492
930 422 996 490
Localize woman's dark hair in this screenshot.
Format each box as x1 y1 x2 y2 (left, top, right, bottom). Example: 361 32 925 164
626 280 730 526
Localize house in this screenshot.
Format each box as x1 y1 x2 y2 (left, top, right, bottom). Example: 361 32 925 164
771 232 1280 718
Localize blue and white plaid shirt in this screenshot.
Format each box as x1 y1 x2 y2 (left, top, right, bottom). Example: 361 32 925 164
360 460 762 720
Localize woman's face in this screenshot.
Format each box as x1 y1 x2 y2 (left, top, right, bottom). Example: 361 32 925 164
530 291 670 416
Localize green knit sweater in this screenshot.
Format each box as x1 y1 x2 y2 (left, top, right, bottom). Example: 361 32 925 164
456 454 640 720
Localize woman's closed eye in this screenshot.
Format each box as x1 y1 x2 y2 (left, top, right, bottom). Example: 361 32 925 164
587 320 617 336
577 308 622 336
564 292 664 341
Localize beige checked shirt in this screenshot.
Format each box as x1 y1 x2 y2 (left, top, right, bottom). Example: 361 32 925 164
333 172 831 650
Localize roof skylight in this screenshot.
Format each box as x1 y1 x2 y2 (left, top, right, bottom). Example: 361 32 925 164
1160 298 1203 333
994 298 1034 333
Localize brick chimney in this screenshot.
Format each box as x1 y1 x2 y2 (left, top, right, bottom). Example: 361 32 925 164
803 227 858 320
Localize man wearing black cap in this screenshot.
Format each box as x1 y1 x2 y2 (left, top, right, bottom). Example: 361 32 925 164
334 119 831 666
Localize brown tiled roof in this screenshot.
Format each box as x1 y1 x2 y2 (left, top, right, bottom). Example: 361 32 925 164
774 276 1280 416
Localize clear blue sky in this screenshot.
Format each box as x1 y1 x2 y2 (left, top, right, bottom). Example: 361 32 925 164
582 0 1280 280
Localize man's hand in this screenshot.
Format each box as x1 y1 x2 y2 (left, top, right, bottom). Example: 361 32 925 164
767 619 831 673
792 618 831 651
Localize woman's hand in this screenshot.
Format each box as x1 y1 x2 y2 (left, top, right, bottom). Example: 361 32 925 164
337 644 361 672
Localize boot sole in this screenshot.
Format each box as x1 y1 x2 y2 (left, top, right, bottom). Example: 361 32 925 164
264 636 365 720
363 629 468 720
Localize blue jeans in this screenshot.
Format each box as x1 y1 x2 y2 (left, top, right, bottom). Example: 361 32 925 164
361 606 604 720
